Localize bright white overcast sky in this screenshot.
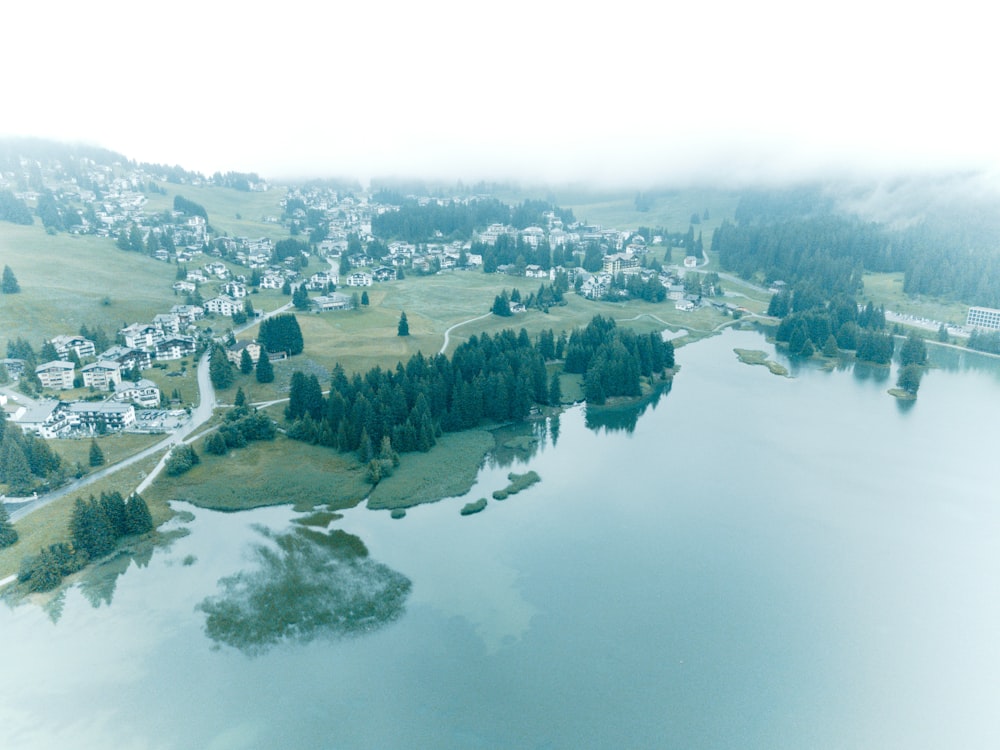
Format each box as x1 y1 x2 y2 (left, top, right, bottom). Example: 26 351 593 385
3 0 997 187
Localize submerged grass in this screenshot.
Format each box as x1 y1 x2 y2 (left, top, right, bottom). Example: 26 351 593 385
492 470 541 500
460 498 488 516
734 348 790 377
293 511 342 528
144 434 369 512
366 430 495 510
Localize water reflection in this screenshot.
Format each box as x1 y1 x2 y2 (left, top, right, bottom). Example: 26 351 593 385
852 361 891 383
197 526 411 655
584 381 670 434
6 529 186 624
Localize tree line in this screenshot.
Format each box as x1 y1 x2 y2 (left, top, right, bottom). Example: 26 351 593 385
720 188 1000 308
283 315 674 474
16 491 154 592
1 410 64 497
370 198 574 243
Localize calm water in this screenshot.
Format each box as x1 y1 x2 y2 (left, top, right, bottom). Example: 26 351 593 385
3 329 1000 749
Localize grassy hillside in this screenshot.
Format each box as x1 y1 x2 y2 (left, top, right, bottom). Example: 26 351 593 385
0 223 180 353
143 183 289 240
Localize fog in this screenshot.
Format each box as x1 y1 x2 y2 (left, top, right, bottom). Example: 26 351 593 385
4 0 996 188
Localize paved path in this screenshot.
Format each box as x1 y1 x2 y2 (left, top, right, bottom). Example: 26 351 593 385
10 348 217 522
440 312 492 355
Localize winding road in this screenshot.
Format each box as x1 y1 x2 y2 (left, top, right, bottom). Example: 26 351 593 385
7 300 298 523
440 312 492 355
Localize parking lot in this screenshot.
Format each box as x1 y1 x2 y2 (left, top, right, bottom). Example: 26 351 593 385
129 409 190 432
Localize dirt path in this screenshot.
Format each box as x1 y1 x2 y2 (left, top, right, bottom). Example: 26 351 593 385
440 312 493 355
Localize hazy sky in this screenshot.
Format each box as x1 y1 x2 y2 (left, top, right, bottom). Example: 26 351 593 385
4 0 996 186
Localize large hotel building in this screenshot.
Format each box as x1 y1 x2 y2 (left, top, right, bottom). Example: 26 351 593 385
966 306 1000 330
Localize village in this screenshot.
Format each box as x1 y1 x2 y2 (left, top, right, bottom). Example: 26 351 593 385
1 156 736 443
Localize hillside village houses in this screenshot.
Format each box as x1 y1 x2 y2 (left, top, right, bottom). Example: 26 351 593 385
114 379 161 408
35 360 76 390
80 360 122 390
226 339 262 366
204 294 243 316
50 334 96 361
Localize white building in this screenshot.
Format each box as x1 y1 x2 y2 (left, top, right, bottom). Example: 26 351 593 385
967 306 1000 331
65 401 136 432
50 334 96 361
114 379 161 408
120 323 163 351
35 360 76 390
204 295 243 316
345 272 372 287
81 360 122 390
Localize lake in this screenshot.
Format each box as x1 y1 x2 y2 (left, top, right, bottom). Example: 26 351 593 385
3 328 1000 749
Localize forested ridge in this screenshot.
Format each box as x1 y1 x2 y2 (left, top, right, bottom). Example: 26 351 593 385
717 187 1000 308
371 198 575 243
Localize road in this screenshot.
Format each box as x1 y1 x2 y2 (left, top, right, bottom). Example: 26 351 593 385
440 312 492 355
9 348 217 521
7 297 303 524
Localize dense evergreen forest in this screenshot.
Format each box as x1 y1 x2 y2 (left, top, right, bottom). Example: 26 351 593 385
717 187 1000 308
283 316 674 479
370 198 575 243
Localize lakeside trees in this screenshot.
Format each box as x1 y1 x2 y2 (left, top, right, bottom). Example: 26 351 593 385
284 315 674 471
16 491 153 593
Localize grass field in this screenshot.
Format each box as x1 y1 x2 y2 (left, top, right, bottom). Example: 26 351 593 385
143 183 290 240
0 224 180 354
862 272 969 326
246 274 736 379
50 432 164 473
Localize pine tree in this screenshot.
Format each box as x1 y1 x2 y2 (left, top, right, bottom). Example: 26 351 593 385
70 497 117 559
205 431 228 455
361 290 370 306
234 387 247 408
125 493 154 535
100 491 129 538
549 372 563 405
0 503 18 548
397 311 410 336
239 348 254 375
209 346 234 389
2 265 20 294
89 439 105 467
899 331 928 366
1 439 33 495
255 352 274 383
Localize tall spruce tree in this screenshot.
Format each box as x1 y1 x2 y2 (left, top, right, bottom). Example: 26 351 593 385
89 439 105 467
1 265 20 294
125 493 154 535
255 351 274 383
397 311 409 336
209 346 234 389
1 439 33 495
0 503 18 548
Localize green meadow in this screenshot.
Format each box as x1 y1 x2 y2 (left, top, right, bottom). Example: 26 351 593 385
0 224 179 353
143 183 289 240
